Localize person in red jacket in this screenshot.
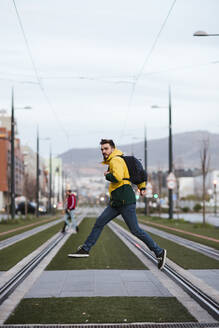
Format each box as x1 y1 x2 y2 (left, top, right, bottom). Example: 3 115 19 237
61 190 78 233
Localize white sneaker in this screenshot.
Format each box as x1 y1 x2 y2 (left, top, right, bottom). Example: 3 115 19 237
70 228 77 234
157 249 167 270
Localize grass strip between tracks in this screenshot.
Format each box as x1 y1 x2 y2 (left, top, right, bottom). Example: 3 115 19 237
5 297 197 324
0 222 63 271
139 215 219 250
0 215 60 241
115 219 219 270
47 217 146 270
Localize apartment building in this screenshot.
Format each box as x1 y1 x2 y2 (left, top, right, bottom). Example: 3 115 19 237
0 126 24 211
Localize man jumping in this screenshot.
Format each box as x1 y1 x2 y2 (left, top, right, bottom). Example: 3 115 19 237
68 139 166 269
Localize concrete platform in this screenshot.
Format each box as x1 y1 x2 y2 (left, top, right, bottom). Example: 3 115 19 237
24 270 172 298
188 269 219 291
2 269 219 296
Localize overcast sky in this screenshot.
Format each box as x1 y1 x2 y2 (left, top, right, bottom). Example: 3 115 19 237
0 0 219 157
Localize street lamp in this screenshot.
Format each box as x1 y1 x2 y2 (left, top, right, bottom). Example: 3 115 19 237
193 30 219 216
193 31 219 37
10 88 31 219
213 180 217 216
49 144 53 214
151 86 174 219
144 126 148 216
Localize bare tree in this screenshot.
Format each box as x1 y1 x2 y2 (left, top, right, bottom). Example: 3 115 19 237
23 173 37 202
200 139 210 225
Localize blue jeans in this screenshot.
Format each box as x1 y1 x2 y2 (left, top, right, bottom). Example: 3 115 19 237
83 203 163 257
64 210 77 230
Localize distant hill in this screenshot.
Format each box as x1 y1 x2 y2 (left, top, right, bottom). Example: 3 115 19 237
59 131 219 175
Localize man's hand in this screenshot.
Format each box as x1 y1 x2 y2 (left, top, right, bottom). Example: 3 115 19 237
140 189 146 196
104 171 109 176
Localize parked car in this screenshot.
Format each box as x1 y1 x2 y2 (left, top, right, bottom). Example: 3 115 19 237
38 205 47 215
15 202 47 215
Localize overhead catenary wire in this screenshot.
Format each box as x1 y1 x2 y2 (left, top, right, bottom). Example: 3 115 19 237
12 0 69 140
120 0 177 139
1 57 218 86
12 0 42 88
4 0 217 151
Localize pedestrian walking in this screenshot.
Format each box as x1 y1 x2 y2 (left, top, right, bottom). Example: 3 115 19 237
61 190 78 233
68 139 166 269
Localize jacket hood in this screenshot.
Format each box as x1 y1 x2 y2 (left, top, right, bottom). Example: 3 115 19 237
102 148 123 164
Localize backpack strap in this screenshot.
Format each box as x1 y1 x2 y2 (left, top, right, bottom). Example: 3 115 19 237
116 155 130 181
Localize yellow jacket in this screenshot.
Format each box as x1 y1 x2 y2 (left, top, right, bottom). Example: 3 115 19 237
103 148 146 207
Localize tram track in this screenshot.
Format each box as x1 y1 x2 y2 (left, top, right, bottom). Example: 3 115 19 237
110 221 219 321
0 210 218 324
115 217 219 261
0 210 90 323
0 217 64 251
138 220 219 261
0 231 64 305
0 209 84 251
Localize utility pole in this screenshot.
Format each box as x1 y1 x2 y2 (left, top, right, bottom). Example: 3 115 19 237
144 126 148 216
168 85 173 219
36 126 39 217
213 180 217 216
62 169 65 207
11 88 15 219
57 165 60 204
48 144 52 214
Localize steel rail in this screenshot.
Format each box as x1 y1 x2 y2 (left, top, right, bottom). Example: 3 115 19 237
0 232 64 305
111 222 219 320
0 217 64 251
0 210 88 308
138 221 219 261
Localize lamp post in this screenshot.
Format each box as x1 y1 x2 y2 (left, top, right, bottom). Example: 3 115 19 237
36 127 39 217
151 85 174 219
213 180 217 216
194 30 218 217
62 169 65 209
56 164 61 204
193 31 219 216
11 89 15 219
193 31 219 37
144 126 148 215
49 144 52 214
168 86 173 219
10 88 31 219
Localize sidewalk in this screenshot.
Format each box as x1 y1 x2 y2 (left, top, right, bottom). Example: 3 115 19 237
24 269 172 298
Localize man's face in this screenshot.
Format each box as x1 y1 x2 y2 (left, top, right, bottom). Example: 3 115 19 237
101 143 114 160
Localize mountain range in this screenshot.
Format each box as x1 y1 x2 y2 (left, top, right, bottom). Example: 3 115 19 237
59 131 219 176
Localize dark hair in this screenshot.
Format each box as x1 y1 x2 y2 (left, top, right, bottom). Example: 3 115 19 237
67 189 72 193
100 139 115 148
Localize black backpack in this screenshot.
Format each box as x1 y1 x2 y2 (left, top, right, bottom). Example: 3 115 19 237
118 155 147 185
